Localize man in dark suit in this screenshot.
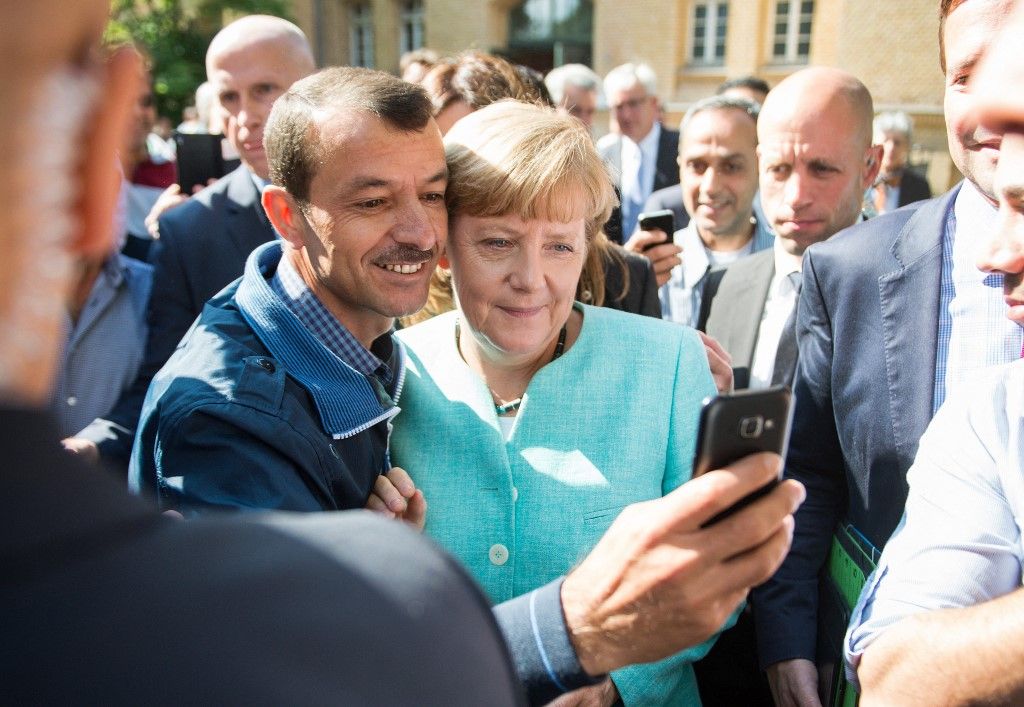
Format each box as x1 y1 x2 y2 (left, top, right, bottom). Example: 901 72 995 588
597 62 680 243
754 2 1022 705
701 68 880 391
870 110 933 215
1 7 803 698
65 15 315 466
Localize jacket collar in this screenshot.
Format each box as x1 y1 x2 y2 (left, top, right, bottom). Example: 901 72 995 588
234 242 405 439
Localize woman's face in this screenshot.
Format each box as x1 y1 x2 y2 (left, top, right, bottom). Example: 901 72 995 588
448 211 587 365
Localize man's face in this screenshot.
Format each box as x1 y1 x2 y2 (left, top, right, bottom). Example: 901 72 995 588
208 39 312 179
758 102 874 256
942 0 1015 203
559 85 598 129
876 129 909 177
609 82 658 143
973 1 1024 326
295 113 448 337
679 108 759 240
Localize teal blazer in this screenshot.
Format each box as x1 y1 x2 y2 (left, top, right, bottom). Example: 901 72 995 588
394 305 721 705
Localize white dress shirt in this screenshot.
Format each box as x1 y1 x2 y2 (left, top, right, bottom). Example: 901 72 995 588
845 360 1024 686
748 240 803 390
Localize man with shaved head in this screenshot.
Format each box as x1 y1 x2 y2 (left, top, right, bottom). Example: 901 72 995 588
702 67 879 391
754 2 1022 705
65 15 315 468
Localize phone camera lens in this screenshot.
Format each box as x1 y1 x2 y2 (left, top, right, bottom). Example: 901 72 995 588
739 416 764 439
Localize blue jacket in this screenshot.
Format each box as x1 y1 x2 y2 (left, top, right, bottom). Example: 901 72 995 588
130 242 404 514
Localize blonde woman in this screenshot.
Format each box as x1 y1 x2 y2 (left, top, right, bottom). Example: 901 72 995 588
392 101 723 706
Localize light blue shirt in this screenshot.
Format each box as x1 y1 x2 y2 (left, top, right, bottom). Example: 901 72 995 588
933 181 1022 412
52 254 152 438
660 216 775 326
845 360 1024 687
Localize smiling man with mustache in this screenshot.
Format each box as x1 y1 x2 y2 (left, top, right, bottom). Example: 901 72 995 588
130 68 448 516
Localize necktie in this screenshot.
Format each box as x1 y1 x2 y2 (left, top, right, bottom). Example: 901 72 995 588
621 146 644 237
771 272 803 387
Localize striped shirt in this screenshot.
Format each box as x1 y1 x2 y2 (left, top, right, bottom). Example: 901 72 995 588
933 181 1022 412
270 251 395 390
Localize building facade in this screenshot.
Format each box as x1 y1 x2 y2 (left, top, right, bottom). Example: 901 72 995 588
287 0 956 189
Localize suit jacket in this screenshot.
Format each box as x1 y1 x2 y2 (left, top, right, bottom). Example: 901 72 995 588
602 244 662 318
897 168 933 208
642 185 691 233
600 126 681 244
78 165 276 463
3 407 527 706
751 186 959 668
700 249 776 389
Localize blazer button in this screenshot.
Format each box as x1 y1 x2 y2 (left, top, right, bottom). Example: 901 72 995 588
489 543 509 566
257 358 275 373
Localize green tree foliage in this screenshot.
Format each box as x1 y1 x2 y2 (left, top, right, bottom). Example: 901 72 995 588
106 0 292 122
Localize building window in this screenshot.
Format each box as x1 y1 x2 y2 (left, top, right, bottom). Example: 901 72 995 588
399 0 425 55
691 1 728 66
772 0 813 63
350 2 374 68
507 0 593 72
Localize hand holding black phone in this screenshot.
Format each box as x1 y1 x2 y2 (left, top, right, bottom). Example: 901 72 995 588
691 386 794 525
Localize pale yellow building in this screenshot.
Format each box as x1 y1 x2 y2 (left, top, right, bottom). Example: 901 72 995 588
287 0 956 189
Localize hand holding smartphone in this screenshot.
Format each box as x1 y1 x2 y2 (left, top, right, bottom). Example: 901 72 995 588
691 386 794 525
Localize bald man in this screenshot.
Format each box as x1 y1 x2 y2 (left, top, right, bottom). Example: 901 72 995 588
702 68 880 391
753 3 1022 705
67 15 316 466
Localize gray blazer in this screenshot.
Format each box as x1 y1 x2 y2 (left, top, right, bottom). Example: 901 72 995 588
701 249 775 389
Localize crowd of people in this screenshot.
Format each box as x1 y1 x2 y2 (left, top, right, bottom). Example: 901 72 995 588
5 0 1024 704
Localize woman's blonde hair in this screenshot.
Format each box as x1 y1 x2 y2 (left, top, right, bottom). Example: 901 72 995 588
444 100 614 236
401 100 623 327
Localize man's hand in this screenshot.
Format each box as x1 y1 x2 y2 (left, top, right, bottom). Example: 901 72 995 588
365 467 426 530
700 331 733 394
561 452 804 677
767 658 822 707
61 437 100 464
144 184 192 238
623 229 682 287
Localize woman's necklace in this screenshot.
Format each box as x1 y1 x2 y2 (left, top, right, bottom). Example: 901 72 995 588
455 321 568 416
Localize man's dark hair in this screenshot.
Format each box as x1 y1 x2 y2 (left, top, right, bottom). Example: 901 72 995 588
265 66 433 202
450 51 548 110
716 76 771 98
938 0 969 73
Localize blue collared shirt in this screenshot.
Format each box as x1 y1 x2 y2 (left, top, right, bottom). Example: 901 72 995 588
659 215 775 327
933 181 1022 412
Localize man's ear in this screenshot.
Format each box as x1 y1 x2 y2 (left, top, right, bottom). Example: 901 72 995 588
863 144 884 188
262 185 308 250
74 46 140 258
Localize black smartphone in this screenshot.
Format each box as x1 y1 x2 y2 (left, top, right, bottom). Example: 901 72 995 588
637 209 674 250
692 386 794 525
174 132 233 193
